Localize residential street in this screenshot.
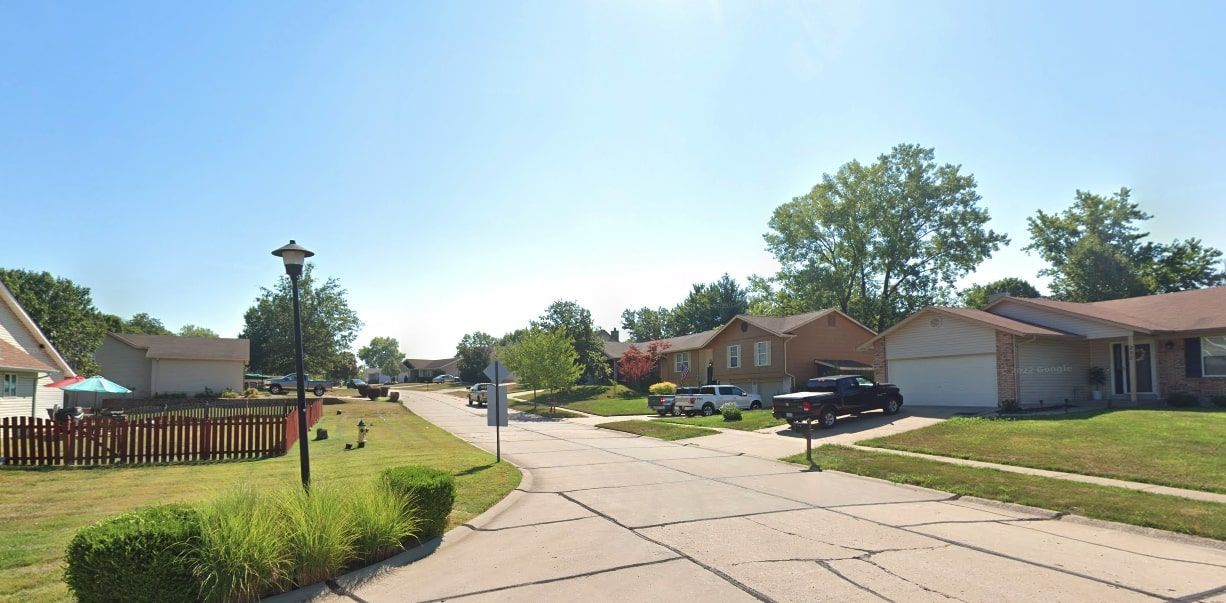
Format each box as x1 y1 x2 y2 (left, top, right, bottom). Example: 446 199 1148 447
307 390 1226 603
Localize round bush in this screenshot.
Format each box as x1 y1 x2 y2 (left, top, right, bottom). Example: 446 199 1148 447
381 466 456 539
720 403 742 422
65 505 202 603
649 381 677 395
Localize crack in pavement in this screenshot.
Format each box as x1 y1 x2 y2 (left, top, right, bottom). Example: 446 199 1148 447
813 558 894 602
853 552 971 603
413 557 683 602
460 515 594 532
1001 521 1226 569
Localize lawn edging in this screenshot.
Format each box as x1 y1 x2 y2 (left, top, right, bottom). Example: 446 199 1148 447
267 455 531 602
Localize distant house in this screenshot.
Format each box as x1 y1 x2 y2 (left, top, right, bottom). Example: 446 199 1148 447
0 280 76 418
368 357 462 383
94 333 249 398
861 287 1226 407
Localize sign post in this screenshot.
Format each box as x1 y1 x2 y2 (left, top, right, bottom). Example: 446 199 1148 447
484 360 509 462
805 418 820 472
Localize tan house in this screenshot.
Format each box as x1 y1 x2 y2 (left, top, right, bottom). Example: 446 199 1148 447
862 287 1226 407
94 333 249 398
655 309 877 403
0 280 76 418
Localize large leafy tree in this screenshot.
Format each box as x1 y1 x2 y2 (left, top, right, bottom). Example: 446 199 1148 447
456 331 498 383
620 274 748 341
961 277 1041 309
178 324 219 338
120 313 172 335
533 300 609 382
758 144 1007 330
358 336 403 377
0 269 105 374
327 352 360 382
240 265 362 375
1025 188 1224 301
500 328 583 403
619 306 669 342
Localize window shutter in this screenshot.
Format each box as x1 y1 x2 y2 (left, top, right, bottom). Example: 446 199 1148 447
1185 338 1202 378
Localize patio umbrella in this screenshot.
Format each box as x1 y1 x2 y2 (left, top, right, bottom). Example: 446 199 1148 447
44 375 86 388
64 376 132 407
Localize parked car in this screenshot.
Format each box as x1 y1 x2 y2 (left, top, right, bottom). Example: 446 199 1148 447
673 384 763 417
433 374 460 383
647 386 699 416
267 373 331 397
771 375 902 429
467 383 491 406
345 378 367 388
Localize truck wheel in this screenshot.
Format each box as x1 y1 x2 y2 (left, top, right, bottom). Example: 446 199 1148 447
701 404 716 417
819 406 838 429
884 397 901 415
313 385 326 397
750 401 762 410
685 410 696 417
269 384 283 395
671 406 682 417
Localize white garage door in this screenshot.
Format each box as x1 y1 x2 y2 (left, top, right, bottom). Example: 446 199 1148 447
889 354 997 407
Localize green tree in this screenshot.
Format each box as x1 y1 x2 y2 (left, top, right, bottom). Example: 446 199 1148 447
240 265 363 375
620 306 670 342
760 144 1007 330
667 274 748 335
500 328 583 404
1025 188 1224 300
0 269 104 374
533 300 609 383
178 324 219 338
960 278 1041 309
121 313 172 335
456 331 498 383
327 352 360 382
358 336 403 378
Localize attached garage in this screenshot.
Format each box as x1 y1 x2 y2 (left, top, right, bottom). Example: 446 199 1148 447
888 354 997 406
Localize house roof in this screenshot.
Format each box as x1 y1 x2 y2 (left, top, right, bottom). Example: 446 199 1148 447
603 328 722 358
0 338 54 372
109 333 250 362
403 357 459 371
988 288 1226 333
736 310 835 336
0 280 74 376
860 306 1078 350
602 340 632 359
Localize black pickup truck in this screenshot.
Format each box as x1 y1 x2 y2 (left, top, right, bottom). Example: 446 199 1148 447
772 375 903 429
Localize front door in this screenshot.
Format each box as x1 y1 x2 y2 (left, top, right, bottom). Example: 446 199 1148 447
1112 343 1154 395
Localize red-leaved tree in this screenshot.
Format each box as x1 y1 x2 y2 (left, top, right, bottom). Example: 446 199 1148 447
617 340 671 388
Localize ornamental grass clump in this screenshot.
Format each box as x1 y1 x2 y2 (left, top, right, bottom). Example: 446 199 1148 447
276 484 359 586
195 489 293 603
349 481 420 564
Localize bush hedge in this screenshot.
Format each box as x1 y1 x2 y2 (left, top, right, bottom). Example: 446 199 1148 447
649 382 677 395
382 466 456 538
64 504 202 603
1211 395 1226 408
720 403 742 422
1167 392 1199 407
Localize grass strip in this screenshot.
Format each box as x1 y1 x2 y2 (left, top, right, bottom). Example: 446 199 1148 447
657 409 787 431
507 401 583 419
781 445 1226 541
596 420 718 441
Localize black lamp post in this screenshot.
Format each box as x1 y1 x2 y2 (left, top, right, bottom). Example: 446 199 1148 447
272 240 315 490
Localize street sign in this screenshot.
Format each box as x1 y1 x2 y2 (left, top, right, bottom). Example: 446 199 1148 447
483 360 501 383
486 384 508 427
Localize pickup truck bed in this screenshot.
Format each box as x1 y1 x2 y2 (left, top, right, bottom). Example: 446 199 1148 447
772 375 902 428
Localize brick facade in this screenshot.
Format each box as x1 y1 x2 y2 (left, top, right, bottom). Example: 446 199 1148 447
1156 337 1226 401
871 340 887 383
995 331 1018 402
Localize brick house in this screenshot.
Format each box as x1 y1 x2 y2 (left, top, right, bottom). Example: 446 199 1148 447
862 287 1226 407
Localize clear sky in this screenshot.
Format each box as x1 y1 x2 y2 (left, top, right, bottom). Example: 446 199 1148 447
3 1 1224 358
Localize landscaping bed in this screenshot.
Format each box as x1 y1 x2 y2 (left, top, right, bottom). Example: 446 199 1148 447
781 445 1226 541
858 409 1226 493
657 408 786 431
0 400 520 603
596 420 718 440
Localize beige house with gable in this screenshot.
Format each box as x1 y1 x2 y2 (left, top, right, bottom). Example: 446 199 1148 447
0 280 76 418
95 333 249 398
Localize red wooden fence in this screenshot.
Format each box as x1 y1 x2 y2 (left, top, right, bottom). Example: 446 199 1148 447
1 400 324 467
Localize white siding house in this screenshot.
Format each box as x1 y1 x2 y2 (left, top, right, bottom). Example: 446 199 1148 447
95 334 248 399
882 310 1000 406
0 280 76 418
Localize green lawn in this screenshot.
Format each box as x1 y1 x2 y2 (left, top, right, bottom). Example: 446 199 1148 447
658 409 787 431
781 445 1226 541
0 400 521 603
507 400 584 419
596 420 718 440
517 384 653 417
859 409 1226 494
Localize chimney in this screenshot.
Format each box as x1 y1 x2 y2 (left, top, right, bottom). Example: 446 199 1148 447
610 328 620 342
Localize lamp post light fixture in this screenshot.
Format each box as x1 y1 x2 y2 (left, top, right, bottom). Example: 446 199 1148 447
272 240 315 490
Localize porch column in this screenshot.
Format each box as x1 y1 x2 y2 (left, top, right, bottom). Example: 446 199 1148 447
1127 333 1137 404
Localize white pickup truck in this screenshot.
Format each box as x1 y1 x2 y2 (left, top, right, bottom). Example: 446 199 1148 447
673 384 763 417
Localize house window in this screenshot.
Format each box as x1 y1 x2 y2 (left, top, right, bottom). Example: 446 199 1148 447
673 352 691 373
2 374 16 397
728 345 741 369
1203 336 1226 377
755 341 770 366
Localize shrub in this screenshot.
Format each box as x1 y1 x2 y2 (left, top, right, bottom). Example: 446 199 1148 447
65 504 202 603
389 391 401 402
998 399 1021 412
242 387 261 398
720 403 742 421
382 466 456 539
367 388 381 401
649 382 677 395
1212 395 1226 408
1167 392 1199 408
195 490 292 602
219 388 241 399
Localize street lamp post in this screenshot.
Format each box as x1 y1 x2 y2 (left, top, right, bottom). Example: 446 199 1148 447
273 240 315 491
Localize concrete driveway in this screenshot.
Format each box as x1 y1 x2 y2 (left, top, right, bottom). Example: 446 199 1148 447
304 390 1226 603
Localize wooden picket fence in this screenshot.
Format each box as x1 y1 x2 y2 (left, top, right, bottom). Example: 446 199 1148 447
0 399 324 467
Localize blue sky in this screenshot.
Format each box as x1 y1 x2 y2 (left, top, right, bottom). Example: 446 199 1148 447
3 1 1224 358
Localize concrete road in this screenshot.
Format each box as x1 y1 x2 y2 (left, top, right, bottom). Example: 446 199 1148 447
307 390 1226 603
